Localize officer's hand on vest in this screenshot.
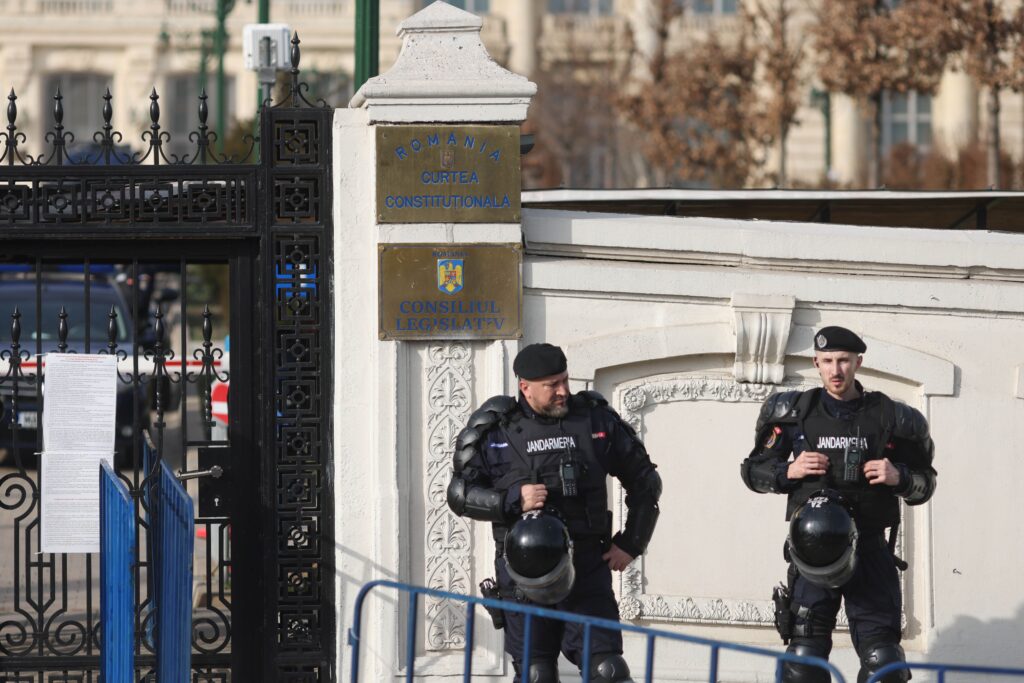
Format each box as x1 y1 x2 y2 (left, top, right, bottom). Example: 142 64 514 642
787 451 829 480
520 483 548 512
864 457 901 486
602 544 635 572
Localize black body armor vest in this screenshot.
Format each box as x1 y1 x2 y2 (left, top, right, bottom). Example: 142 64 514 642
788 390 899 530
493 399 610 540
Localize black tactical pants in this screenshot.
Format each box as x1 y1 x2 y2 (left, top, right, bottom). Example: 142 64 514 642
789 531 903 659
496 539 623 671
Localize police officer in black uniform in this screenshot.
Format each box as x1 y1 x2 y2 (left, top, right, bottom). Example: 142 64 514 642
741 327 937 683
447 343 662 683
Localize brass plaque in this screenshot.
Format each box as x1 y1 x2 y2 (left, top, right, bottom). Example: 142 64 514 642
378 243 522 340
376 125 521 223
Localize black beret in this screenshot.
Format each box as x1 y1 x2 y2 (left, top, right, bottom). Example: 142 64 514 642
513 343 567 380
814 326 866 353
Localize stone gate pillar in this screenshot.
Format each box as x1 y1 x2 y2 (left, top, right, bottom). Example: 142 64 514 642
332 2 535 678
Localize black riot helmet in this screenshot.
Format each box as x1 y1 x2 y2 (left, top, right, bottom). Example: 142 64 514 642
503 510 575 605
787 490 858 588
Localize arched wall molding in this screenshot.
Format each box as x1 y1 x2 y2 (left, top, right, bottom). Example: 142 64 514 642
567 322 734 385
609 372 924 631
611 373 824 627
567 321 956 398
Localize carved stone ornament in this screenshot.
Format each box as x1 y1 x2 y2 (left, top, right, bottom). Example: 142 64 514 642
614 374 913 630
731 293 796 385
424 343 474 650
615 374 849 628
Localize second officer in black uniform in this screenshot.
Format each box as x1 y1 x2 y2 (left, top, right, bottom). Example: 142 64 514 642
447 343 661 683
741 326 937 683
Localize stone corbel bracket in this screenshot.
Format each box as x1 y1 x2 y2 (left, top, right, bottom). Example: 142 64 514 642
730 293 796 384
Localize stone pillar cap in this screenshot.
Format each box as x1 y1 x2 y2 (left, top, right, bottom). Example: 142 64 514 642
350 0 537 123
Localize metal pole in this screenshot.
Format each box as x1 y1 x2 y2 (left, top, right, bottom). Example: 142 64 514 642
215 0 228 154
354 0 379 91
199 31 210 97
257 0 270 111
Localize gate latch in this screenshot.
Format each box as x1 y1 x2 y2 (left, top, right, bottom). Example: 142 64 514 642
195 445 233 518
176 465 223 481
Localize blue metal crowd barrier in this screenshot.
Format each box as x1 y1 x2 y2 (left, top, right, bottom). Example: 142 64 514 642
867 661 1024 682
348 579 846 682
100 461 135 683
153 460 195 683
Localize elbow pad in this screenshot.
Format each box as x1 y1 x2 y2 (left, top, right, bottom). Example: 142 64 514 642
615 502 659 559
616 470 662 557
446 476 505 522
741 452 781 494
896 468 936 506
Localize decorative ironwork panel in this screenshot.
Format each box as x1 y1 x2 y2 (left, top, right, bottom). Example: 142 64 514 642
262 43 334 676
273 119 322 167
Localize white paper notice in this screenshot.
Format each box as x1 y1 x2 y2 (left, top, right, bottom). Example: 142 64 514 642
42 353 117 453
40 353 119 554
40 452 113 554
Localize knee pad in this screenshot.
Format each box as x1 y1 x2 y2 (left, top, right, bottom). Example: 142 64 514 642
588 653 633 682
857 643 910 683
514 658 559 683
781 641 832 683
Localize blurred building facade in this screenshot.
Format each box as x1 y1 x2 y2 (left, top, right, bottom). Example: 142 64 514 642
0 0 1021 187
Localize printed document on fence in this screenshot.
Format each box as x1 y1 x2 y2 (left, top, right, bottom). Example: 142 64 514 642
42 353 117 453
40 353 117 554
41 452 112 553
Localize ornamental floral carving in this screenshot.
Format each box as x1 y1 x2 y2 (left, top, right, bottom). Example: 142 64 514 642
424 342 474 650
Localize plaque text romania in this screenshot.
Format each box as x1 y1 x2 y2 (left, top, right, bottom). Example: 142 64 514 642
379 244 522 340
377 125 521 223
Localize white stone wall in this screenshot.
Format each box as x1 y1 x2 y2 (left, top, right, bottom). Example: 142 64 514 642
337 209 1024 681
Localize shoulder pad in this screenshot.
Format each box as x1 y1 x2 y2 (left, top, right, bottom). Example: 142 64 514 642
479 394 518 415
755 390 803 433
466 395 518 431
891 401 930 442
456 425 486 451
578 390 608 408
456 396 517 472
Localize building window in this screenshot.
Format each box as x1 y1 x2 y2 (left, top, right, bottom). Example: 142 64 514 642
548 0 614 16
42 73 112 139
443 0 491 11
165 73 236 156
882 90 932 152
689 0 738 14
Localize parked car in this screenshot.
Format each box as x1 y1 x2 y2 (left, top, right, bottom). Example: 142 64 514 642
0 273 149 467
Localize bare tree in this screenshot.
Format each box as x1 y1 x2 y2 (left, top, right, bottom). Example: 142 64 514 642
617 1 766 187
746 0 806 187
613 0 685 186
523 13 631 189
811 0 955 187
943 0 1024 188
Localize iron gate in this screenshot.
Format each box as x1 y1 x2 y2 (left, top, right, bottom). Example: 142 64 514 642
0 35 334 682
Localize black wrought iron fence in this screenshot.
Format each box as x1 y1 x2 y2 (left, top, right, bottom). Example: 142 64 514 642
0 31 335 683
